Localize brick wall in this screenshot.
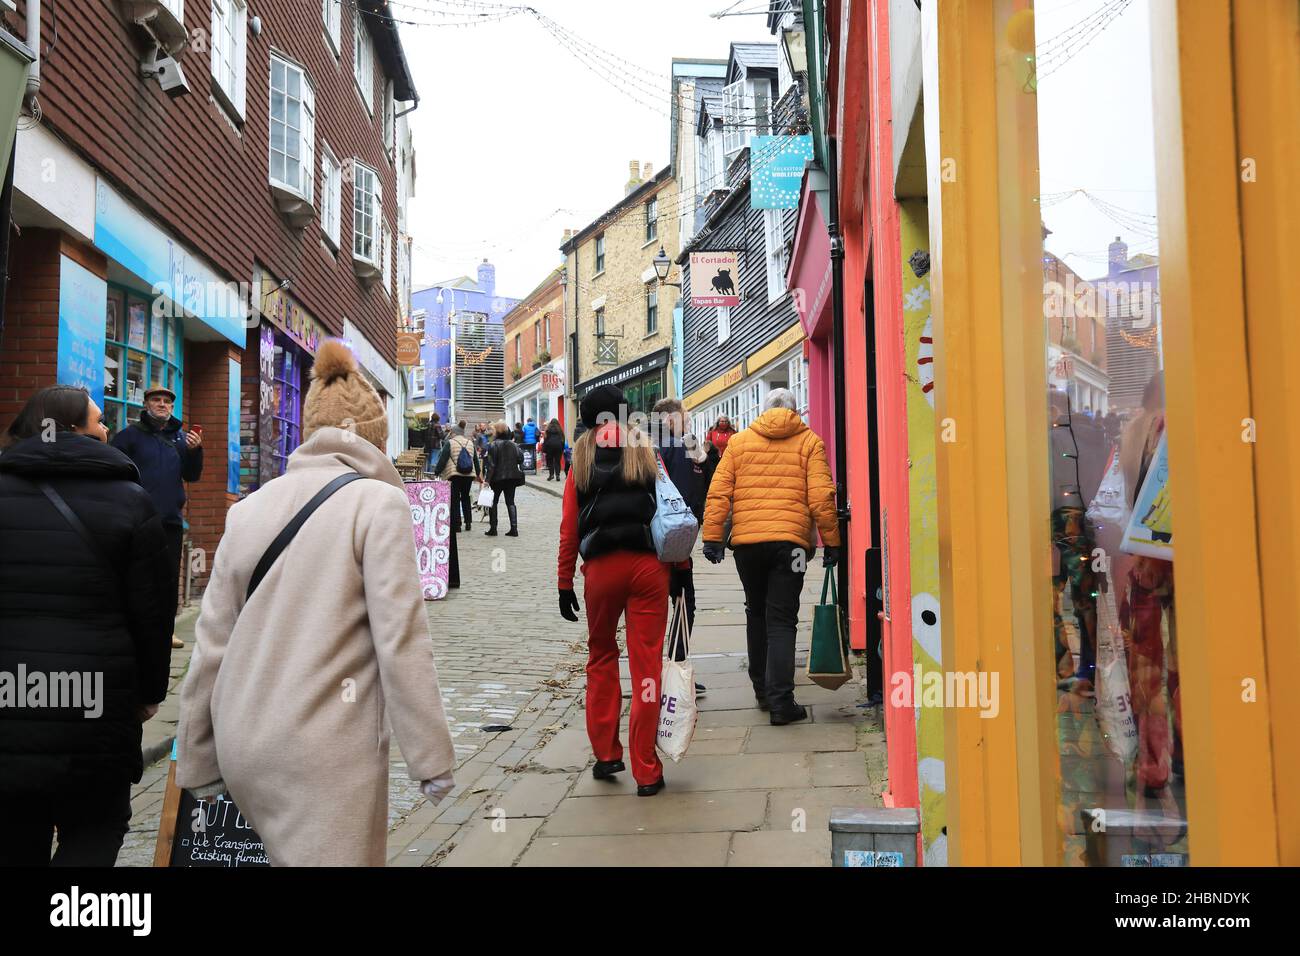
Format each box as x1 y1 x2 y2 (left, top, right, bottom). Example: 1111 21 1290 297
0 229 108 433
180 339 241 601
7 0 405 365
503 286 564 386
565 176 681 394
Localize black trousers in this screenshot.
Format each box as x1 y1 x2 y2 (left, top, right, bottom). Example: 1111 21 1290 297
163 522 183 624
670 564 696 663
733 541 806 709
489 483 517 529
449 476 475 529
0 781 133 866
544 450 562 479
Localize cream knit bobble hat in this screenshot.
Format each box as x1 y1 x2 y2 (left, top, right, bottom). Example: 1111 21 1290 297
302 339 388 452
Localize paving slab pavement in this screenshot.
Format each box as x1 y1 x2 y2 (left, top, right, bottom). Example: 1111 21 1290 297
114 484 886 867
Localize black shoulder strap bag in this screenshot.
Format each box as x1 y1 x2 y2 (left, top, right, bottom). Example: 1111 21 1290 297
245 472 364 601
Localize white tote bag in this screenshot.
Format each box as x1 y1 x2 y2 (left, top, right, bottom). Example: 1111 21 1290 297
476 483 494 509
1094 587 1138 766
657 594 698 762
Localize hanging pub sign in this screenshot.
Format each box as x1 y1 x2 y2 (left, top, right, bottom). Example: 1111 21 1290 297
750 135 814 209
396 331 422 367
690 251 740 307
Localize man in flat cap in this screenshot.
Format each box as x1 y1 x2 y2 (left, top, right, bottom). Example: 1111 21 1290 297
112 386 203 647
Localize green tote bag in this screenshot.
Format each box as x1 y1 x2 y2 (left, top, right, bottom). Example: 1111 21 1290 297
807 566 853 690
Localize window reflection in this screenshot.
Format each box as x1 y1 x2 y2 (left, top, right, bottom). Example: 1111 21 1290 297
1026 0 1186 865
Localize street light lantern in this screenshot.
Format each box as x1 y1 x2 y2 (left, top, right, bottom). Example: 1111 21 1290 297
653 247 672 282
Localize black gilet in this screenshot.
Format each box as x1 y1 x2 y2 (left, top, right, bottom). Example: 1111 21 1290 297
575 444 657 560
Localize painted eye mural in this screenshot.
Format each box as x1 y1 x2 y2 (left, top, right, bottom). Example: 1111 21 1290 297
911 591 942 665
916 314 935 408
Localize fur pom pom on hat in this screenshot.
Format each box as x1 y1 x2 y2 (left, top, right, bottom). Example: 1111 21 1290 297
302 339 388 452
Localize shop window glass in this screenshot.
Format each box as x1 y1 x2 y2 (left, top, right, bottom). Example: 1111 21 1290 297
1003 0 1181 865
103 286 184 440
642 376 662 413
271 341 304 476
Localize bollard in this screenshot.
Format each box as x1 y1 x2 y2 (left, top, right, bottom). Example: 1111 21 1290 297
829 807 920 867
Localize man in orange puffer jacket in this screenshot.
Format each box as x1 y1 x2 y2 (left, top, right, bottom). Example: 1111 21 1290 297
701 388 841 725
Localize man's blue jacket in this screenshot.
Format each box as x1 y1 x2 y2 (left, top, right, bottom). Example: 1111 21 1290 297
111 412 203 526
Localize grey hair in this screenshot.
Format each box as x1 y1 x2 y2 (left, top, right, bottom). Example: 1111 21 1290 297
763 388 798 412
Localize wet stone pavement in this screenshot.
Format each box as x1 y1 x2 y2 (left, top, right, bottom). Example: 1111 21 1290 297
116 479 885 867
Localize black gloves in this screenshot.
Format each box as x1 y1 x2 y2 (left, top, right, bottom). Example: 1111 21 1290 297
559 588 581 622
702 541 726 564
822 546 841 568
669 567 690 598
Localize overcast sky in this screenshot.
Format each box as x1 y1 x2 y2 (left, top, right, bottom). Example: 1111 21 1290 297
1035 0 1159 276
399 1 773 299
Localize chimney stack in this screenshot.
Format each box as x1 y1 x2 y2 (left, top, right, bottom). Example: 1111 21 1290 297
1107 235 1128 277
643 161 654 181
626 159 644 195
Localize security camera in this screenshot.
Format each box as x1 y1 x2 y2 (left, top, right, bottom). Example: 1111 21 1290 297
140 47 190 99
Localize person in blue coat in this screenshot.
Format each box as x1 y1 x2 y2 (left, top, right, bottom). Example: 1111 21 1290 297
522 417 539 446
111 386 203 644
653 397 708 697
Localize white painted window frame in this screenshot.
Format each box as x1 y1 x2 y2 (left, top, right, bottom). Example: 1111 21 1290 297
210 0 247 119
268 54 315 205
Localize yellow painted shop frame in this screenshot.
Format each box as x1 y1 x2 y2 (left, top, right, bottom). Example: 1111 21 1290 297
924 0 1296 865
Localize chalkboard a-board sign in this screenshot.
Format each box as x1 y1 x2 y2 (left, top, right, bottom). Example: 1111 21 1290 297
153 743 271 867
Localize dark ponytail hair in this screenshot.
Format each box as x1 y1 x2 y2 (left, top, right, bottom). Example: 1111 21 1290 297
4 385 92 446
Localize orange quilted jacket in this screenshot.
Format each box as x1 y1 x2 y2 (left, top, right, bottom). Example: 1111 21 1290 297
701 408 841 549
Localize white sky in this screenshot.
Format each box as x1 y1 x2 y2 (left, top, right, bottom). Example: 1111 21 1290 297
1035 0 1160 276
398 0 774 298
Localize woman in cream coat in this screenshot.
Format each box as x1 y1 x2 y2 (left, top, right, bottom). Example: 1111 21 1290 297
176 340 455 866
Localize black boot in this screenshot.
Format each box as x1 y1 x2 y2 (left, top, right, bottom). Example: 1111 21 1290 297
769 703 808 726
637 777 666 797
505 504 519 536
592 759 625 780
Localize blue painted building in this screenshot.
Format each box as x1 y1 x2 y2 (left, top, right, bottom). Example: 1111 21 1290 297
408 260 519 424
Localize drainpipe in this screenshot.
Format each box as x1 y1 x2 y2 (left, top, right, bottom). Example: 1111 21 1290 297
24 0 40 108
827 136 851 624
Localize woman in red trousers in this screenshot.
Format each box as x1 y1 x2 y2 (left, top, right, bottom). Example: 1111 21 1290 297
557 384 675 796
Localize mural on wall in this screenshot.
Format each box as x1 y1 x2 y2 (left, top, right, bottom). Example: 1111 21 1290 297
900 200 947 866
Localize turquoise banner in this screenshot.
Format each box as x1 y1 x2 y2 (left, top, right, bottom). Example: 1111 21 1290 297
56 255 108 409
750 135 814 209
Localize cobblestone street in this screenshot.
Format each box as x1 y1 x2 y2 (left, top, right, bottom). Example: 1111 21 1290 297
117 480 884 867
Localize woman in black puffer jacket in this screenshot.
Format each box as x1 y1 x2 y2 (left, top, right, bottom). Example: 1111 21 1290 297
0 386 173 866
542 418 566 481
484 420 524 537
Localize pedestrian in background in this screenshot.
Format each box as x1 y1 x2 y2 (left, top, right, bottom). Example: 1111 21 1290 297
485 420 524 537
701 389 840 726
0 386 173 866
557 385 680 797
705 414 738 459
542 418 565 481
111 385 203 649
175 340 456 866
523 416 539 448
434 420 480 532
512 422 525 445
653 397 708 697
423 412 445 476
